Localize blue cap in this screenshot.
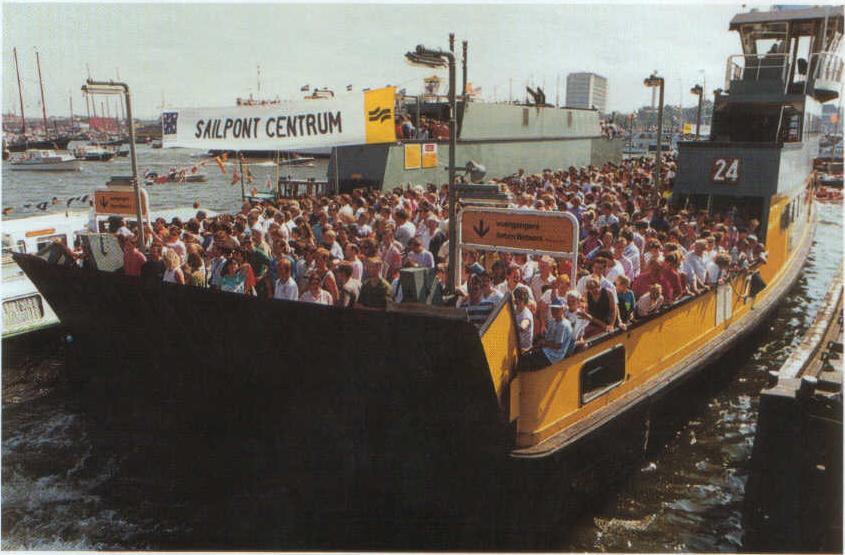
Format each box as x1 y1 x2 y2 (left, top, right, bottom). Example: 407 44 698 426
468 262 485 275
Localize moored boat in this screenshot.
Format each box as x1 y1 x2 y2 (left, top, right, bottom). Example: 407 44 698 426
8 149 81 171
72 144 116 161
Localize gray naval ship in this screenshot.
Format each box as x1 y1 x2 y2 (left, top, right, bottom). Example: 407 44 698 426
328 93 624 192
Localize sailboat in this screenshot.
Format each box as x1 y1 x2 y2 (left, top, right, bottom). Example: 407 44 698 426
4 48 75 153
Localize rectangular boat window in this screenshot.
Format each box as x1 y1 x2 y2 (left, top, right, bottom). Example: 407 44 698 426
580 344 625 405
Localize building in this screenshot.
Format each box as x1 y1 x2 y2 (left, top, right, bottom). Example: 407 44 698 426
565 72 607 113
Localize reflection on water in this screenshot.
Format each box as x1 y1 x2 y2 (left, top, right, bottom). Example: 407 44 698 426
1 157 842 550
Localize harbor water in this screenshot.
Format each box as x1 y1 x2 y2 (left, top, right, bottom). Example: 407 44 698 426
2 149 842 550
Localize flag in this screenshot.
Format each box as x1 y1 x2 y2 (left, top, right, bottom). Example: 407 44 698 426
162 112 179 136
214 155 227 174
231 170 240 185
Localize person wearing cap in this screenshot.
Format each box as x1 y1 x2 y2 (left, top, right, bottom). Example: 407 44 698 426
538 274 571 336
518 297 573 371
747 234 767 263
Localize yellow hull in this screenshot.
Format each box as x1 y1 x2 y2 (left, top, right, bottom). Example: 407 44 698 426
478 191 816 456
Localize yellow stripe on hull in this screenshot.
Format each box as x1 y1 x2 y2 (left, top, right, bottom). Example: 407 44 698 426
510 192 815 454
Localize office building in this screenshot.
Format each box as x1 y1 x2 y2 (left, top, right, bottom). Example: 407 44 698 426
565 72 608 113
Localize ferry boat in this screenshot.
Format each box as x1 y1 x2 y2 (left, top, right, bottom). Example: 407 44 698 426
9 5 842 547
7 149 81 171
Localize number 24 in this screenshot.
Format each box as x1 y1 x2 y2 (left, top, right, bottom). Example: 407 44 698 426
713 159 739 182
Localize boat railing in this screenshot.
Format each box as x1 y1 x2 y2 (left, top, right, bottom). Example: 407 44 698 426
724 53 791 93
807 51 844 90
580 262 763 351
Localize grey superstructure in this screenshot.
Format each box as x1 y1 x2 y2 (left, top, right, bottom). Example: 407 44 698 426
674 5 842 238
328 100 623 192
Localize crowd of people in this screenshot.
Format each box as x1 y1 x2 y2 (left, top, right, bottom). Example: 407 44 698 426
100 155 767 370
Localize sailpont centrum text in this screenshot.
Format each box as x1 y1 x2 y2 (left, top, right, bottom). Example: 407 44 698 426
193 112 343 140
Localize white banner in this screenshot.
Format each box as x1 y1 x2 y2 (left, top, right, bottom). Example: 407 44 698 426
162 87 396 150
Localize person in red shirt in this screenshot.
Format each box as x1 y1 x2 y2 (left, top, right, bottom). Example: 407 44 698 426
632 257 658 298
659 251 685 303
122 237 147 277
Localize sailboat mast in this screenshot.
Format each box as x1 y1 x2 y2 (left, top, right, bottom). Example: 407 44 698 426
13 47 26 136
35 49 49 136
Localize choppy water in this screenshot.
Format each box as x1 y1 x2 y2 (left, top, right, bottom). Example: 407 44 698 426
1 151 842 550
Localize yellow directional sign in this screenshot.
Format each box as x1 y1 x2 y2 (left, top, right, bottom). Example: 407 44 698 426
460 208 577 255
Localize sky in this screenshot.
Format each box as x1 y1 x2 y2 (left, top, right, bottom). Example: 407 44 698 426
0 2 805 120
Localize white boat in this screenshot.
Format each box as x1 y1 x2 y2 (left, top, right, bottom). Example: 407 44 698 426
8 149 81 171
2 211 90 338
2 205 218 339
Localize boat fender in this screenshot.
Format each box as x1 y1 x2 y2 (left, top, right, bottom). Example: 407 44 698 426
749 271 767 298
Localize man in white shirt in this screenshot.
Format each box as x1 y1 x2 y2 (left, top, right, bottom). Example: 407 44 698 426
273 258 299 301
682 239 709 290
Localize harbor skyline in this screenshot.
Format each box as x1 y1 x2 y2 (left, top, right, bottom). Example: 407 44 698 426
3 2 746 119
